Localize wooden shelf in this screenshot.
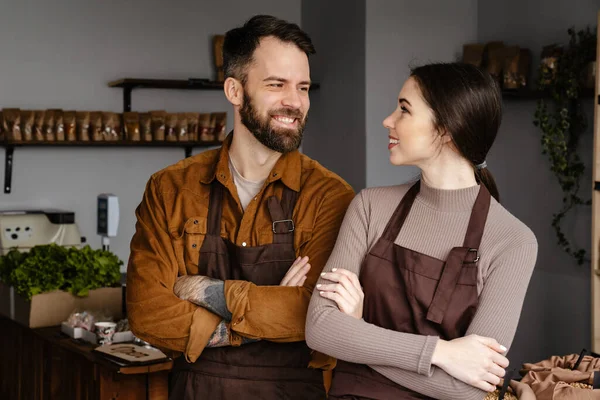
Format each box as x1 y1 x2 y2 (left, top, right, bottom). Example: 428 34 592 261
2 139 222 148
1 140 222 194
107 78 320 112
108 78 225 91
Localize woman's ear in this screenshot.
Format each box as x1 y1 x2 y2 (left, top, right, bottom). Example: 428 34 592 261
224 77 243 106
439 129 453 145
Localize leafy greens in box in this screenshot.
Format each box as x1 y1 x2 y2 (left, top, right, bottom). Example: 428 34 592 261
0 244 122 300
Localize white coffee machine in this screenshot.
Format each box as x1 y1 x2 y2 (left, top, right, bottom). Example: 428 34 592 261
0 210 83 255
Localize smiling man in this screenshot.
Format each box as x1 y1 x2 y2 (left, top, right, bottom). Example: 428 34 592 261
126 15 354 400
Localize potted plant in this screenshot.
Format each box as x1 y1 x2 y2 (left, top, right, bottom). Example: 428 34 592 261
0 243 123 327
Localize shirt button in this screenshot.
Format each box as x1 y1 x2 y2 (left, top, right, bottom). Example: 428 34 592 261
193 220 198 225
192 243 197 248
242 242 247 247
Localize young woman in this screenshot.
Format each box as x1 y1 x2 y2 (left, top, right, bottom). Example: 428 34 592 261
305 62 537 400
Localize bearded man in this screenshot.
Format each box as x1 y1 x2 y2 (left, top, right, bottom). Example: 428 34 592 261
126 14 354 400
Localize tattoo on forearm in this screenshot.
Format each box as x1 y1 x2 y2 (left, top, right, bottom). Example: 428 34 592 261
206 320 230 348
174 276 233 321
206 321 260 348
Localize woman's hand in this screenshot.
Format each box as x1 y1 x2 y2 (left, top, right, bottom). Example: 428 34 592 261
431 334 509 392
317 268 364 319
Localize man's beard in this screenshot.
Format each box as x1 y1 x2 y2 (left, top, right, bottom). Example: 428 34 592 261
239 91 306 154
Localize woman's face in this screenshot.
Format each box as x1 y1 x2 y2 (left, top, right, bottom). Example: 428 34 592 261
383 77 443 167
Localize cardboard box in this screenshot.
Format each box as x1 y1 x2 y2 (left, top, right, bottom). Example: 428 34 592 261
0 282 122 328
61 322 134 345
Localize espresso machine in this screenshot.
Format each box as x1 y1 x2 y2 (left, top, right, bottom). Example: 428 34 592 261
0 209 84 255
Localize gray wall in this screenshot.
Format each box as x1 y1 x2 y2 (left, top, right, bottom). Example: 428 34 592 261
0 0 301 270
301 0 367 191
478 0 599 366
365 0 479 187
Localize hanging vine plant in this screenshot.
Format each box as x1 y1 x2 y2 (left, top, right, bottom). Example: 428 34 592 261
533 26 596 265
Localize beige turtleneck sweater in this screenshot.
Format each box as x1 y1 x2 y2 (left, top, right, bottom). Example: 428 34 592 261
306 181 538 400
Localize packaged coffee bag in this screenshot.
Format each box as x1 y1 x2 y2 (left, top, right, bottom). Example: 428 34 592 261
165 113 178 142
150 111 166 141
186 112 200 142
199 113 213 142
76 111 90 141
176 113 188 142
33 110 45 141
213 112 227 142
3 109 22 141
64 111 77 141
48 109 65 141
140 112 152 141
20 110 34 141
43 110 56 141
123 112 140 141
90 111 104 141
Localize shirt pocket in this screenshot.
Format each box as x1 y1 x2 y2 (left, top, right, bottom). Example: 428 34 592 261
171 216 207 275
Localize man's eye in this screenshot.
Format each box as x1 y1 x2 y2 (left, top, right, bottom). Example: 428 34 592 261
269 83 283 88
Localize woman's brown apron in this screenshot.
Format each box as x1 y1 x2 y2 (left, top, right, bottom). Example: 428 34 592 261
170 181 325 399
329 181 490 399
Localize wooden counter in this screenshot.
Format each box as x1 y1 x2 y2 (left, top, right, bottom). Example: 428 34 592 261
0 315 172 399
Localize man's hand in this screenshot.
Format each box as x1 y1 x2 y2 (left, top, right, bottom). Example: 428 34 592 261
280 256 311 286
174 275 233 321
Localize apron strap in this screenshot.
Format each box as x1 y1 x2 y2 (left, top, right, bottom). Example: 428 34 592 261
426 246 471 324
206 181 224 236
381 181 420 241
462 184 491 250
426 185 492 324
268 186 298 244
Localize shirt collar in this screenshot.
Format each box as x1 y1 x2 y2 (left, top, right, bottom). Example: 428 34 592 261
199 131 302 192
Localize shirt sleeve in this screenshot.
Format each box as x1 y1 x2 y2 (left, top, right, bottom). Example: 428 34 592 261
224 183 355 343
127 176 221 362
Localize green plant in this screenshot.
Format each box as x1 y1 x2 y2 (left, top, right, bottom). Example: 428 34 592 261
0 244 122 300
533 26 597 265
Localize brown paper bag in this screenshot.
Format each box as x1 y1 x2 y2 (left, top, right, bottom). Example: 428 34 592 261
123 112 140 141
20 110 34 142
64 111 77 141
3 109 22 141
34 110 46 141
76 111 90 141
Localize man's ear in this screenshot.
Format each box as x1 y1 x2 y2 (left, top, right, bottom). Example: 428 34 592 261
224 77 243 106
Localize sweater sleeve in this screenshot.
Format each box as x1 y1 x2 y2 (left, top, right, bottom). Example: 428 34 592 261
305 190 439 376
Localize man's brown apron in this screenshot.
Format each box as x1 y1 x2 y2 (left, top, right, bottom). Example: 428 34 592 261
328 181 490 400
170 181 325 400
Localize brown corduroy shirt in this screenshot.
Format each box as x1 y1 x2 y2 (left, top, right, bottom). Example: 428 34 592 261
126 133 354 365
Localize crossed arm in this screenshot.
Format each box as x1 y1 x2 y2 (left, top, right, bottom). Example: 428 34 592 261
173 258 310 347
127 176 354 358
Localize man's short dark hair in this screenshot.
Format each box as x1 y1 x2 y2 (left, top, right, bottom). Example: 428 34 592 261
223 15 315 84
